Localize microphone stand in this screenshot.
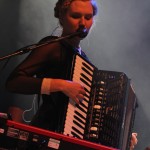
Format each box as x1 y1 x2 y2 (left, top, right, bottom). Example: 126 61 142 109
0 28 87 61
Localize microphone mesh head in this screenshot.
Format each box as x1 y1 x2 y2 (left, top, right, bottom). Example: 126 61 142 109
77 26 88 38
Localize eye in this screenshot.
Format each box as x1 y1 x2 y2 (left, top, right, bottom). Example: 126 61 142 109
85 14 93 20
71 13 81 19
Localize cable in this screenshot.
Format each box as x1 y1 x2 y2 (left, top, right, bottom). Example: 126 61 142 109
22 94 37 123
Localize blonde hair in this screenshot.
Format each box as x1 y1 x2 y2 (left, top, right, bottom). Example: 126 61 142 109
54 0 98 19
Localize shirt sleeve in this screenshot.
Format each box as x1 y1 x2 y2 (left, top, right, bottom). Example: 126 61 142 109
41 78 52 95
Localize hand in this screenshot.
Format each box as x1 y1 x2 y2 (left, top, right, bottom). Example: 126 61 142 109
62 80 86 104
130 133 138 150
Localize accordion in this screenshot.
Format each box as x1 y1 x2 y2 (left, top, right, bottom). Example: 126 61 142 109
61 53 137 150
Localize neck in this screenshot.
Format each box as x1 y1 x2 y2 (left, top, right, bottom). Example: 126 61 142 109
62 34 81 48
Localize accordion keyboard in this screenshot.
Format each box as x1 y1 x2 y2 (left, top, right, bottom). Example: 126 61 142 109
63 55 95 139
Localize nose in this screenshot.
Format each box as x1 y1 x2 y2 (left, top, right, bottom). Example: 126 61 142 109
79 17 86 26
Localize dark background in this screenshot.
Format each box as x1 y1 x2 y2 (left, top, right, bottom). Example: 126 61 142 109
0 0 150 149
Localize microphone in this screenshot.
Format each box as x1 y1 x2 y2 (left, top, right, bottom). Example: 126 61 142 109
0 26 89 61
76 26 88 38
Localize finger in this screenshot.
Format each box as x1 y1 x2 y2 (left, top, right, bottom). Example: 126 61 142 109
132 132 137 136
80 84 85 89
77 93 84 99
132 133 138 144
74 97 80 105
133 133 138 141
130 140 133 146
80 89 86 95
130 141 135 150
131 145 134 150
77 94 84 103
130 134 138 150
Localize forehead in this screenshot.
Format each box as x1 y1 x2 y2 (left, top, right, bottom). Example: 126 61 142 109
68 1 93 14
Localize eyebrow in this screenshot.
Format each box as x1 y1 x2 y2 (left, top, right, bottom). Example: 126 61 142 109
71 12 93 16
